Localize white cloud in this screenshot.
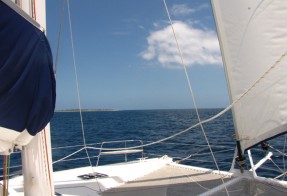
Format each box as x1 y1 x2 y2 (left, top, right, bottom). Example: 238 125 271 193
140 21 222 68
171 4 209 16
171 4 195 16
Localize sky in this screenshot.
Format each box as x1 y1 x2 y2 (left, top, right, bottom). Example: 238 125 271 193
46 0 230 110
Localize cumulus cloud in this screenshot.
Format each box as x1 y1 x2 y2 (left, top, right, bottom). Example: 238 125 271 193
140 21 222 68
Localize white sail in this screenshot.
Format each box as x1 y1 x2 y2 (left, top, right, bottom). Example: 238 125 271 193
211 0 287 152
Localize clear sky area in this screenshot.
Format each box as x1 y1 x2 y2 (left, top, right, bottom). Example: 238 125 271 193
46 0 230 110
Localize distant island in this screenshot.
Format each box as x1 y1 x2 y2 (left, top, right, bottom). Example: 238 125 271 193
55 109 116 112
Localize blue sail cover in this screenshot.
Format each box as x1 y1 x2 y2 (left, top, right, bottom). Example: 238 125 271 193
0 2 56 136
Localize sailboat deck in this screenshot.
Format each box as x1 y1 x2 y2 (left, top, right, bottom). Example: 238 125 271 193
103 163 233 196
54 160 287 196
6 156 287 195
105 165 287 195
53 157 235 196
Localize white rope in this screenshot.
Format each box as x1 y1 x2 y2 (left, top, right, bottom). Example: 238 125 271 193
177 149 233 163
52 144 85 150
51 144 232 164
180 158 231 165
51 141 232 151
53 147 85 164
143 141 232 148
66 0 94 170
54 155 99 163
53 146 106 164
188 149 234 157
52 142 102 150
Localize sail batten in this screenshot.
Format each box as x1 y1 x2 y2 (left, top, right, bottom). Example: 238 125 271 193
212 0 287 152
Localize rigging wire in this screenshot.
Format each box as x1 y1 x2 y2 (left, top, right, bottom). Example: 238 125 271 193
66 0 94 171
52 144 234 165
268 144 287 157
53 0 65 75
269 158 286 177
65 1 103 192
283 134 287 180
162 0 229 194
269 141 287 180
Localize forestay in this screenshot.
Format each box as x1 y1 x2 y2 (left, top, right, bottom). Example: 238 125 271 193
0 1 56 154
211 0 287 152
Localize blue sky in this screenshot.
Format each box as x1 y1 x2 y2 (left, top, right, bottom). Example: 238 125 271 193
46 0 229 110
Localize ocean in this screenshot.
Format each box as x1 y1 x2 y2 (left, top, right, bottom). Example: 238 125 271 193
1 109 286 179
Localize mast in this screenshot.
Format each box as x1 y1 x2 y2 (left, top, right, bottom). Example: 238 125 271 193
20 1 55 195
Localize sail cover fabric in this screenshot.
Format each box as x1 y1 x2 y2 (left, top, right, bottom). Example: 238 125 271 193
0 2 56 137
211 0 287 152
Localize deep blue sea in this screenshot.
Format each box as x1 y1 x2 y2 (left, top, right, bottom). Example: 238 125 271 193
2 109 287 179
50 109 234 171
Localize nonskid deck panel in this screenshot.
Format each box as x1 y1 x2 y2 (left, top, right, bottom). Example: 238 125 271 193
103 163 233 196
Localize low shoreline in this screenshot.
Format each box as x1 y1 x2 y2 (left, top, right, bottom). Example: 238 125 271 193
55 109 116 112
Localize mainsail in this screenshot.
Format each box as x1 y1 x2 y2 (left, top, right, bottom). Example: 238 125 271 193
0 1 56 154
211 0 287 152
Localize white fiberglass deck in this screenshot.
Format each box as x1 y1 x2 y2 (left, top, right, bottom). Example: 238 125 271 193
54 156 173 195
6 156 287 195
53 158 287 196
52 156 234 196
